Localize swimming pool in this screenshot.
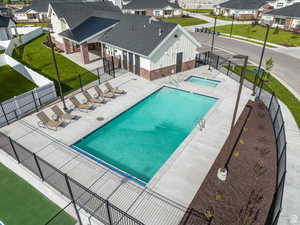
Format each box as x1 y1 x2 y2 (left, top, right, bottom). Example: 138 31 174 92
186 76 221 87
73 87 217 184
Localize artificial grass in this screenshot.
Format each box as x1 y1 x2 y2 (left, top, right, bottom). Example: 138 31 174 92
162 16 208 26
185 9 213 13
0 163 76 225
12 34 98 95
213 24 300 46
0 65 37 102
228 65 300 128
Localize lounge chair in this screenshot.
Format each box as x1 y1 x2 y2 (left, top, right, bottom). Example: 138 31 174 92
83 90 106 104
51 105 76 122
94 86 115 98
105 82 126 95
36 111 63 131
69 96 93 112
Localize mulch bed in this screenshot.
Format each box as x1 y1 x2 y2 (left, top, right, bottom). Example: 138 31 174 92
181 100 277 225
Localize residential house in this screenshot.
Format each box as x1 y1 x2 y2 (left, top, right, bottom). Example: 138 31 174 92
121 0 183 18
48 2 201 80
0 3 13 17
261 2 300 33
267 0 300 9
177 0 226 9
215 0 271 20
0 15 16 40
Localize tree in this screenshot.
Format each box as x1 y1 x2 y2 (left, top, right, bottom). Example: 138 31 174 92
265 57 274 79
273 26 280 35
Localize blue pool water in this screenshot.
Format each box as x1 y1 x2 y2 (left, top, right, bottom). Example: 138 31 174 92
186 76 220 87
73 87 217 183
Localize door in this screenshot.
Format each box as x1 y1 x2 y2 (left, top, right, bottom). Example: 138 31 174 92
128 53 134 72
122 51 127 69
176 52 183 73
135 55 140 75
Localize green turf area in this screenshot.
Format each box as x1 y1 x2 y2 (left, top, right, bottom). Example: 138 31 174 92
0 65 37 102
162 17 208 26
13 34 97 95
204 14 234 21
16 22 49 27
213 24 300 46
228 65 300 128
0 163 76 225
185 9 213 13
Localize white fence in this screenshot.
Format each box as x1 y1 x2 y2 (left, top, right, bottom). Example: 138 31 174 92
0 27 57 127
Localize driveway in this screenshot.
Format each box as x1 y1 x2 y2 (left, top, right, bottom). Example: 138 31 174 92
190 32 300 98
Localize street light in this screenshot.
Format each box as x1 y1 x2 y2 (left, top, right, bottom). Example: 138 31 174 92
230 54 248 131
252 24 270 96
217 54 249 182
230 14 235 38
47 32 68 111
208 16 217 71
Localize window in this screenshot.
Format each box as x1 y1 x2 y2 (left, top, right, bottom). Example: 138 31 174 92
154 11 161 16
275 18 285 25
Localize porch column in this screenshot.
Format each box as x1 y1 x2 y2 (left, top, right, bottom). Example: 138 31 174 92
63 38 72 54
80 42 90 64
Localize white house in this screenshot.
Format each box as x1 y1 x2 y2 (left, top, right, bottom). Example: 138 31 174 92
0 15 16 41
48 1 201 80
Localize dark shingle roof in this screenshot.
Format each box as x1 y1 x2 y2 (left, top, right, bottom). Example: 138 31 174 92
99 16 177 56
219 0 267 10
265 2 300 18
50 2 121 28
0 15 12 27
123 0 181 10
59 16 119 43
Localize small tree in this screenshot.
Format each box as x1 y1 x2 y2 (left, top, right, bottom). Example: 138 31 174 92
273 26 280 35
265 57 274 79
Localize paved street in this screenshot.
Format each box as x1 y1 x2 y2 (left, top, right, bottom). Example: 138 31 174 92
191 32 300 98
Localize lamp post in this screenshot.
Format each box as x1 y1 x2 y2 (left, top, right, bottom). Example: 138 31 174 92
230 14 235 38
208 16 217 71
252 24 270 96
47 32 67 111
230 54 248 131
217 54 248 182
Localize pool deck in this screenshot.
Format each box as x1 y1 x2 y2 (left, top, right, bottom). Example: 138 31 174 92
0 66 254 225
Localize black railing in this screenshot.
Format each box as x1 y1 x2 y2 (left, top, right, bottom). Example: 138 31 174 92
207 52 287 225
0 131 145 225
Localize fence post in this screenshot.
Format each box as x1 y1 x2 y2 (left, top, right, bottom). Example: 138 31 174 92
9 137 20 163
272 106 280 124
216 55 220 69
78 74 83 92
105 200 113 225
31 90 39 112
111 56 115 78
276 122 284 142
33 153 44 181
268 92 275 111
97 68 101 85
64 174 83 225
0 103 9 125
14 96 21 116
227 61 231 76
182 209 192 225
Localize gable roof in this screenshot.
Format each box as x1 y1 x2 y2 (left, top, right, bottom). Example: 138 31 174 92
50 2 121 29
123 0 181 10
59 16 119 43
219 0 267 10
99 16 178 56
265 2 300 18
0 15 12 27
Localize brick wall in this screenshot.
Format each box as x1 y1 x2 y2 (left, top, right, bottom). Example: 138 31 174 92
182 60 195 72
51 36 65 52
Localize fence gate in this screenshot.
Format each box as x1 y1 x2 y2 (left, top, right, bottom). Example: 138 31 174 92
103 57 115 77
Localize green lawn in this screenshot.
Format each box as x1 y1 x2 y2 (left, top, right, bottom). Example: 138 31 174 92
214 24 300 46
0 163 76 225
16 22 49 27
0 49 4 54
228 65 300 128
13 34 98 95
0 65 37 102
185 9 213 13
162 17 208 26
204 14 233 21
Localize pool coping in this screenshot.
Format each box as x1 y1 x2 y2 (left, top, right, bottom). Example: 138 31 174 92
184 75 221 86
68 85 220 187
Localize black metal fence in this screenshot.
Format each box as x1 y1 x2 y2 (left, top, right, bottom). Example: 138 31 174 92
0 131 145 225
0 83 57 128
208 52 287 225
